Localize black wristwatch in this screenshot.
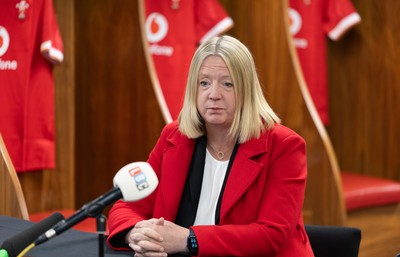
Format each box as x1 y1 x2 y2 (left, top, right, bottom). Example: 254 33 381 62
187 228 199 256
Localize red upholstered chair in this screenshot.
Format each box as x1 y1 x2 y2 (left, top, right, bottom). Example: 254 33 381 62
341 172 400 212
340 171 400 256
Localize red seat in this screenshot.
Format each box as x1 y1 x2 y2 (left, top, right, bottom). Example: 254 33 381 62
29 209 108 234
341 172 400 211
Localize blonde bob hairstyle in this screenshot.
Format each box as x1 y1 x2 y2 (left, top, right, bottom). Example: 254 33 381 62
178 35 281 143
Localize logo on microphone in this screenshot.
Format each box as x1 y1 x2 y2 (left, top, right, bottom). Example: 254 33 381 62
129 166 150 191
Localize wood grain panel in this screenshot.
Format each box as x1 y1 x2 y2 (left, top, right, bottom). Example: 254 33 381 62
13 0 400 232
74 0 164 208
327 0 400 181
347 204 400 257
219 0 345 225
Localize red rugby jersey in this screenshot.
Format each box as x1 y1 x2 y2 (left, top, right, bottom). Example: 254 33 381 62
144 0 233 122
0 0 63 172
289 0 361 125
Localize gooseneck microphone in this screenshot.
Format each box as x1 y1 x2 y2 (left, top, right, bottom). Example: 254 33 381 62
34 187 122 246
0 212 64 257
35 162 159 246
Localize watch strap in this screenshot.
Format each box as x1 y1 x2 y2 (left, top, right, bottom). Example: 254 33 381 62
187 228 198 256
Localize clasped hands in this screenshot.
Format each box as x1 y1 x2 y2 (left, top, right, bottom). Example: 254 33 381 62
125 217 189 257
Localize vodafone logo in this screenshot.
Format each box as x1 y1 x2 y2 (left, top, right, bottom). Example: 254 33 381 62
288 8 302 36
0 26 18 70
145 12 173 56
288 8 308 49
145 12 168 43
0 26 10 57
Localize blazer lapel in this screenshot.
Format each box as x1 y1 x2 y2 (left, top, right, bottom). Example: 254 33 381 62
158 133 196 221
175 136 207 227
219 139 268 222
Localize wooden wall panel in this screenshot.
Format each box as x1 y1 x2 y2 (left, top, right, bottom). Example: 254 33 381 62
327 0 400 180
74 0 164 208
219 0 345 225
19 0 400 226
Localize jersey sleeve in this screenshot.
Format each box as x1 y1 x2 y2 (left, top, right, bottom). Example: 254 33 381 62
40 0 64 64
195 0 234 43
323 0 361 41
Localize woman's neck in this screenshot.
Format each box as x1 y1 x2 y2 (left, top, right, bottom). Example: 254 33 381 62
206 130 237 161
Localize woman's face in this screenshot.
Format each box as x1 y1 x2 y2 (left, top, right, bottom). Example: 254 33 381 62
196 55 236 130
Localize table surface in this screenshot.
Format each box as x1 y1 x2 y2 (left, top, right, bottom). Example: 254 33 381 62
0 215 131 257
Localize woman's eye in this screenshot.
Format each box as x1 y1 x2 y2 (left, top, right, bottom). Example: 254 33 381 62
199 81 209 87
224 82 233 88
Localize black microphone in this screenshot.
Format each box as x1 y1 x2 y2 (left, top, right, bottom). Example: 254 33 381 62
35 162 159 246
34 187 122 246
0 212 64 257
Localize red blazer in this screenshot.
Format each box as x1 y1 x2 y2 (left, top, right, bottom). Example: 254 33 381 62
107 121 315 257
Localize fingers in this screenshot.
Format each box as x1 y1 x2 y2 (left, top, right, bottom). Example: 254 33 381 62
134 252 167 257
136 217 165 227
133 218 165 242
155 217 165 225
130 240 167 257
129 241 165 253
133 250 167 257
131 226 163 242
127 218 168 257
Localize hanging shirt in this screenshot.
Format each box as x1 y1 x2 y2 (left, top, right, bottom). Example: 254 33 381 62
0 0 64 172
289 0 361 125
144 0 233 122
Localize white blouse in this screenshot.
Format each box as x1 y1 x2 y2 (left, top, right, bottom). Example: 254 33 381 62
193 149 229 225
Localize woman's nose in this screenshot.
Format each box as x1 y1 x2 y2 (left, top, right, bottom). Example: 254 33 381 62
208 84 221 100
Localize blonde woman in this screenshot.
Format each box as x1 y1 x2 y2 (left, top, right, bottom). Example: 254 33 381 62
107 35 314 257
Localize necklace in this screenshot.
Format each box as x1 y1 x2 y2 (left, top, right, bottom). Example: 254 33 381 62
207 143 226 160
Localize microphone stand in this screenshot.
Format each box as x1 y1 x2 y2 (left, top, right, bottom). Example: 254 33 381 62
96 214 107 257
